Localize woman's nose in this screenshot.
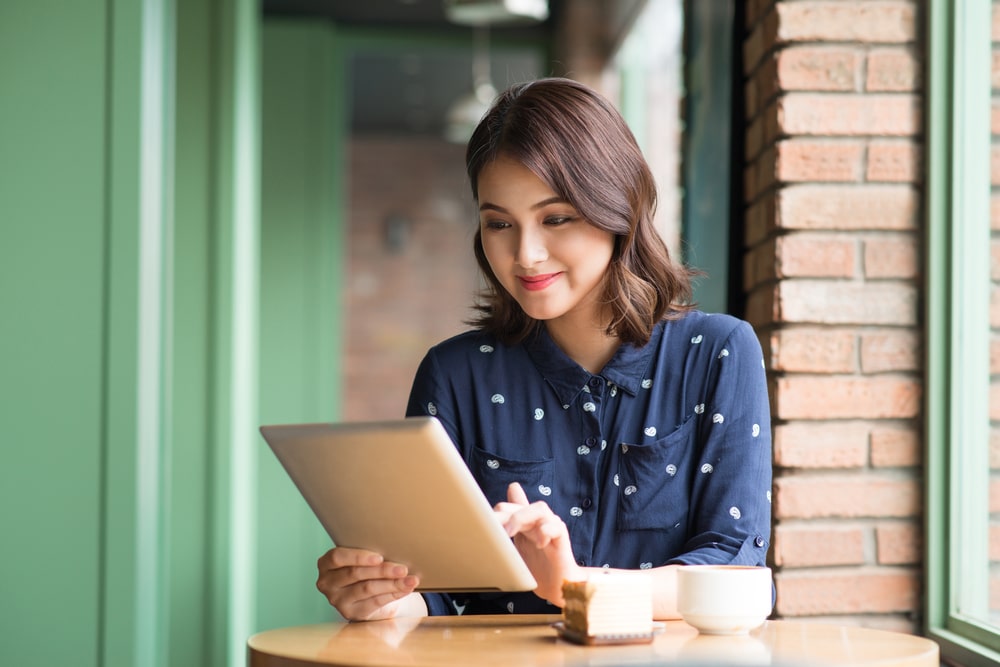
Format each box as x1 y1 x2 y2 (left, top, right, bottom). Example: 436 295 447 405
515 229 549 267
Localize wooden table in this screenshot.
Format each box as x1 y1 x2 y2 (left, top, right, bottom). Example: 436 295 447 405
247 614 939 667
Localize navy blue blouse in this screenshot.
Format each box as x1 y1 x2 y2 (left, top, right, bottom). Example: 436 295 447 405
405 310 772 616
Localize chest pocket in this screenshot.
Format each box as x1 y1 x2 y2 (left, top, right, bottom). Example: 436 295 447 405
469 446 555 508
616 415 697 531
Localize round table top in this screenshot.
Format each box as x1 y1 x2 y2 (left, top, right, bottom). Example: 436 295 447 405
247 614 939 667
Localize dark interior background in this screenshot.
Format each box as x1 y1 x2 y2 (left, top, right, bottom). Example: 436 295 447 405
262 0 564 136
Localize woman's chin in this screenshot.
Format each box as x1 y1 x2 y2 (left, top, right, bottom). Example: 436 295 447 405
517 305 562 322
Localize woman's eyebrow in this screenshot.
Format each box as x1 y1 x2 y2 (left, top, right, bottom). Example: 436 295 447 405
478 196 569 213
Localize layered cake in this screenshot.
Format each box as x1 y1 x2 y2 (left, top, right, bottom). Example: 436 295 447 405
561 572 654 643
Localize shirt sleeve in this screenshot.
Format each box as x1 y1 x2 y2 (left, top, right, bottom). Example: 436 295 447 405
406 347 461 437
407 349 464 616
668 319 773 567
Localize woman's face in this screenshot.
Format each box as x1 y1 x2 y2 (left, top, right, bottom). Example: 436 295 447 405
476 155 614 327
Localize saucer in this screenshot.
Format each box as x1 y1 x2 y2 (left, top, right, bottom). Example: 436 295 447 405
552 621 666 646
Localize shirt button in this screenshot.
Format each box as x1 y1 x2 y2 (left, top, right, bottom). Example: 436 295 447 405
582 498 592 509
577 558 587 566
755 536 765 548
589 377 602 388
585 436 597 447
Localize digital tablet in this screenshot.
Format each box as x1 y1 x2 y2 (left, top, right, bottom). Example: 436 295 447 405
259 417 537 593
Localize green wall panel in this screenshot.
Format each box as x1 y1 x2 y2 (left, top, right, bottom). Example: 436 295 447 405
0 2 109 664
101 0 152 661
256 19 346 631
2 2 351 663
169 0 215 663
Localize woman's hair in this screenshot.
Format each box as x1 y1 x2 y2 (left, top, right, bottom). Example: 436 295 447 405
465 77 697 347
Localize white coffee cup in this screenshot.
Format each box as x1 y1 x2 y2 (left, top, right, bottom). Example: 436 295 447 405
676 565 773 635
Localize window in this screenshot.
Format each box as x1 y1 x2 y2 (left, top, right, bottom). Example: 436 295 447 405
926 0 1000 663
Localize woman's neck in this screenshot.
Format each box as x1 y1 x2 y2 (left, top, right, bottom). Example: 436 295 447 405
544 317 620 375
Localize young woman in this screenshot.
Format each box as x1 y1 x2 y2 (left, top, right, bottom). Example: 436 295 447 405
316 77 772 622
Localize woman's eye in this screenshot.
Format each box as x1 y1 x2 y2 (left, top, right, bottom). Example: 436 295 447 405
544 215 574 226
483 219 509 230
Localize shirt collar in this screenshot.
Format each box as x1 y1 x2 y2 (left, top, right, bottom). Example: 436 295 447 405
524 322 663 407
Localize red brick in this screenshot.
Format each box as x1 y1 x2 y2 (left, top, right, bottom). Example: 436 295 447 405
746 99 780 159
776 2 917 43
345 138 478 421
777 139 865 182
776 280 917 325
744 238 778 287
993 478 1000 513
994 4 1000 42
777 234 857 278
866 140 920 182
778 93 920 136
993 101 1000 138
994 52 1000 93
870 426 921 467
875 522 921 565
993 240 1000 281
992 381 1000 422
773 421 868 467
860 330 920 373
747 55 780 120
992 523 1000 561
992 338 1000 375
746 0 775 31
745 145 777 202
746 192 777 245
776 46 862 91
774 475 920 519
777 184 919 231
745 6 780 72
866 48 921 92
775 376 921 419
770 327 856 373
746 110 765 159
992 194 1000 231
992 570 1000 616
863 235 918 278
776 568 919 616
745 283 778 329
993 429 1000 468
774 524 866 566
992 285 1000 328
994 145 1000 186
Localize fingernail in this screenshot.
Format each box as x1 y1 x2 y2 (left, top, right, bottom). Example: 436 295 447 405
392 565 407 577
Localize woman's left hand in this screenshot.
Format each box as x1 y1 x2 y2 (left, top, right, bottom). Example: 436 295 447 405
494 482 584 606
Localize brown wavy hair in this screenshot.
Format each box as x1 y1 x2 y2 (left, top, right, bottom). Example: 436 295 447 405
466 77 697 347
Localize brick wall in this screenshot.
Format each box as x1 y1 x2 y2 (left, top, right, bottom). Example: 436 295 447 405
742 0 924 631
343 137 479 421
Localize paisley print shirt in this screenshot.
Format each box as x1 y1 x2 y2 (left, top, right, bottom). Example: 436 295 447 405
406 311 772 616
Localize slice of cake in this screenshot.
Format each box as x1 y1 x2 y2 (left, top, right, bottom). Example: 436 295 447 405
561 572 654 642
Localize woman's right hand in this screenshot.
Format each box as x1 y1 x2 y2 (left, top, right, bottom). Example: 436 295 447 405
316 546 428 621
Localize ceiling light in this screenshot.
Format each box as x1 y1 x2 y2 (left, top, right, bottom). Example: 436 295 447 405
443 26 497 143
443 0 548 26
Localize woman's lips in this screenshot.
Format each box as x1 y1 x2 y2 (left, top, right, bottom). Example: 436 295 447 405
518 272 561 291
